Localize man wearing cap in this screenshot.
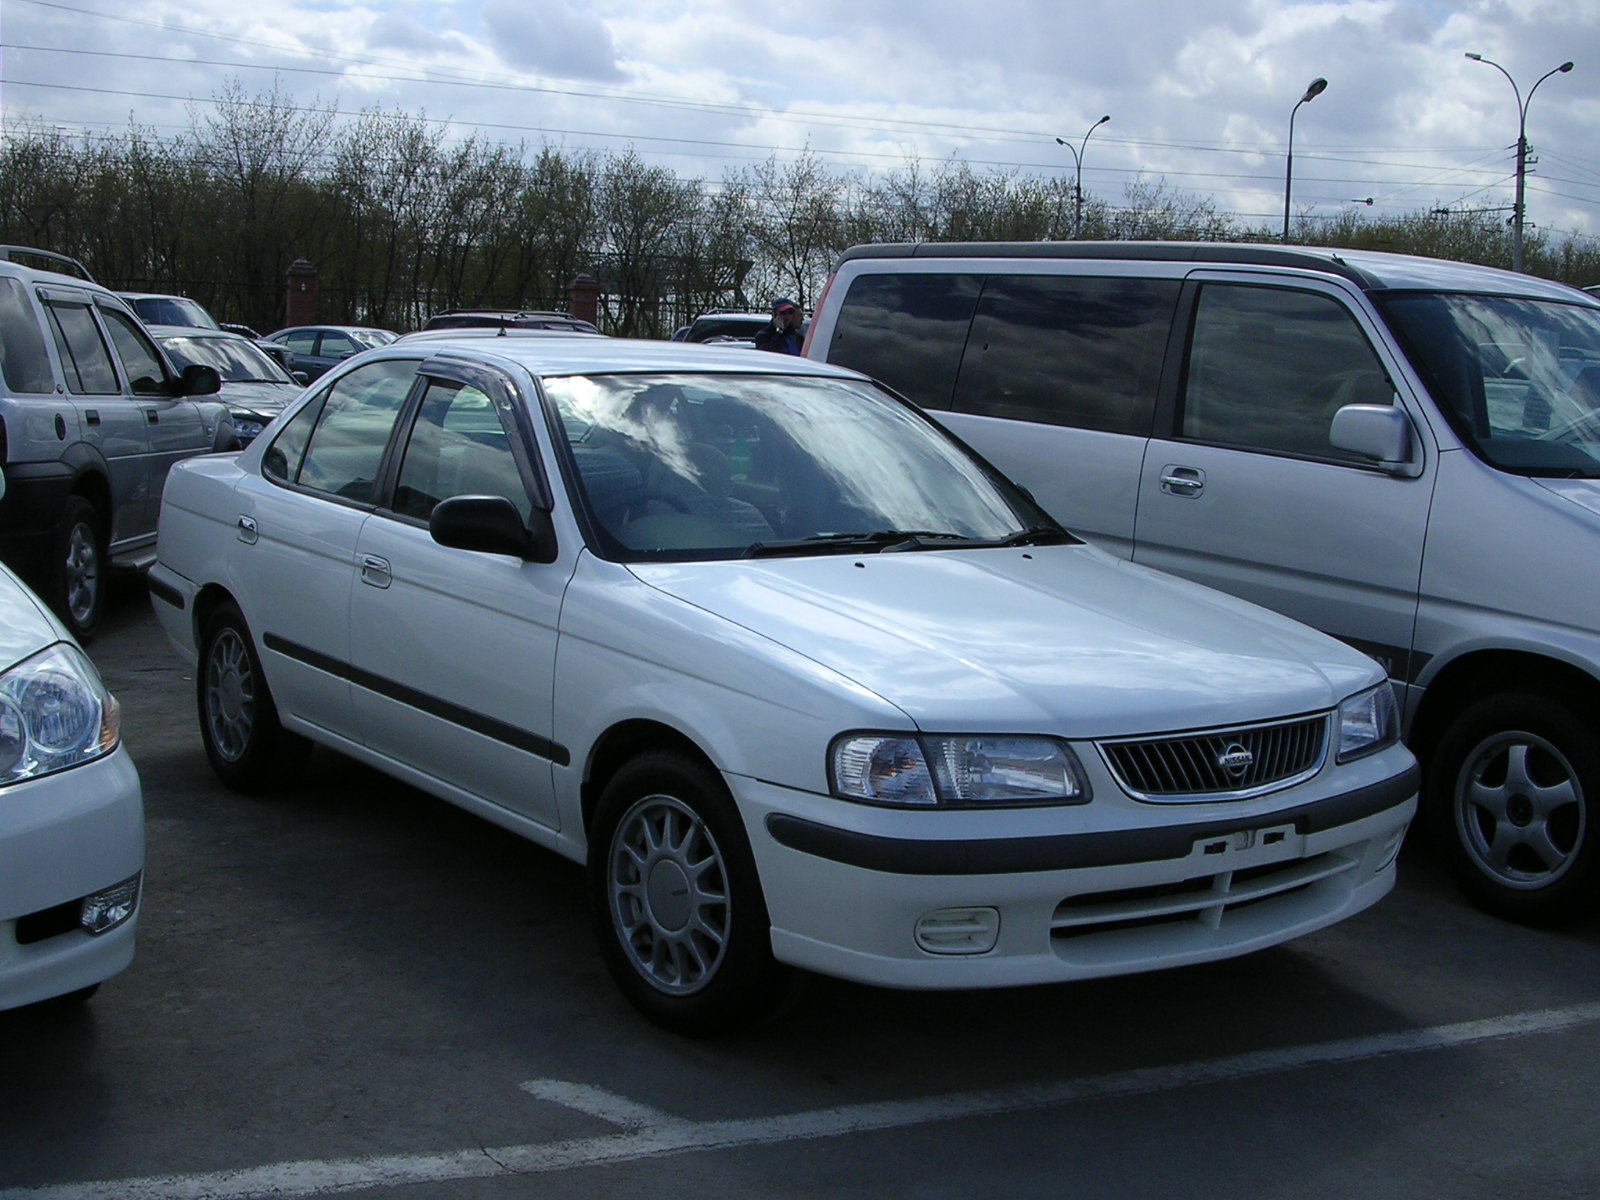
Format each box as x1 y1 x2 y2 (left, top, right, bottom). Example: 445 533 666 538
753 298 804 354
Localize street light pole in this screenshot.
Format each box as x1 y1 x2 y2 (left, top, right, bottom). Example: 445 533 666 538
1282 77 1327 244
1055 115 1110 239
1465 53 1574 273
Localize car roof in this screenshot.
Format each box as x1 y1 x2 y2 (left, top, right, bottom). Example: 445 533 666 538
372 335 868 381
832 241 1593 302
394 327 605 345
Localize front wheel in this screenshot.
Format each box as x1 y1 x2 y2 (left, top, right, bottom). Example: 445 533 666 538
197 602 308 792
588 751 789 1035
1425 692 1600 925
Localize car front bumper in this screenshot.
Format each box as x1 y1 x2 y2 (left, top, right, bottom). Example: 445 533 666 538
738 755 1416 990
0 748 145 1010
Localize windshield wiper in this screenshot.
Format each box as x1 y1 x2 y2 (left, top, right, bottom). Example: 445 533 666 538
743 527 1073 558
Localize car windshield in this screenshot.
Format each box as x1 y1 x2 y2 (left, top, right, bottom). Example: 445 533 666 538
544 371 1068 561
1379 292 1600 477
133 297 219 329
162 334 292 384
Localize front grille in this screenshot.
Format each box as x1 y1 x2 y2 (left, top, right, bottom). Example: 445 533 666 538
1099 714 1328 801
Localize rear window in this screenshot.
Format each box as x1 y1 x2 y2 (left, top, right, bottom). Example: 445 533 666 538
0 277 53 393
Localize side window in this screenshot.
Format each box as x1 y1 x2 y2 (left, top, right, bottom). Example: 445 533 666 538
952 274 1178 435
320 331 360 357
99 306 170 396
261 396 326 484
0 277 54 393
824 273 982 409
282 331 318 355
393 380 530 522
293 359 419 502
44 300 119 394
1181 284 1393 460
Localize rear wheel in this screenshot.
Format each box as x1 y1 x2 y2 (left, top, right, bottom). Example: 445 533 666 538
1425 691 1600 925
588 751 789 1035
197 602 308 792
48 496 105 641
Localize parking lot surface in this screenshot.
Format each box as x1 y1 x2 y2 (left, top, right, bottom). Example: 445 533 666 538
3 583 1599 1200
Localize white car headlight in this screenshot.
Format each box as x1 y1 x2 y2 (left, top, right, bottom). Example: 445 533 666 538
830 733 1090 807
1336 683 1400 762
0 644 120 785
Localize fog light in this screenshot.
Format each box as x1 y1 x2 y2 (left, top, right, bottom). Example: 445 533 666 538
914 907 999 955
80 873 140 935
1375 829 1405 873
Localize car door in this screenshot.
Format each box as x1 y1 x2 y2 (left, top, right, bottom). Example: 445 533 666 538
233 355 423 741
97 302 208 531
348 361 566 830
38 288 150 546
1131 275 1436 684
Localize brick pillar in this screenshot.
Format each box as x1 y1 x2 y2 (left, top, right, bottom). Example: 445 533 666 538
285 258 317 327
568 273 600 328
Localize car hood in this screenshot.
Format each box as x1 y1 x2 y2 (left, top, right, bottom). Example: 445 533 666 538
628 544 1380 737
1534 476 1600 517
218 379 299 415
0 563 65 670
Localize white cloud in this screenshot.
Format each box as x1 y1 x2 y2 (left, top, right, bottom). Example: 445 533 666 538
481 0 626 82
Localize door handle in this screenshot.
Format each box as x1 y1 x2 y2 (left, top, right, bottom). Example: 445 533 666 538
1159 466 1206 497
360 555 392 589
236 516 258 545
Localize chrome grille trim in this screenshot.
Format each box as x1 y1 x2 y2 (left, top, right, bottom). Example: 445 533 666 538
1098 714 1330 802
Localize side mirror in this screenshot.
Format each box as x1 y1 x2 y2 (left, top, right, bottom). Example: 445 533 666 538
429 495 558 563
178 363 222 397
1330 403 1413 469
292 371 310 386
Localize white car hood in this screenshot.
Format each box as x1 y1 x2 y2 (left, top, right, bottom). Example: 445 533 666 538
0 563 65 670
629 544 1379 737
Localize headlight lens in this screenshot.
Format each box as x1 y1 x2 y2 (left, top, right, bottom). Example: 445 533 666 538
1336 683 1400 762
0 644 120 785
830 733 1089 807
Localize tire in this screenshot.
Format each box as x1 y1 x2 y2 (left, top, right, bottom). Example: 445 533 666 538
1425 691 1600 925
48 496 106 642
588 751 789 1035
197 602 309 792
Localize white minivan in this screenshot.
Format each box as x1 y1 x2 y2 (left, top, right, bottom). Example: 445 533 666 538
805 241 1600 925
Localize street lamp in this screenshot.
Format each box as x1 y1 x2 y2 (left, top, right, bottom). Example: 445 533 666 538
1055 115 1110 239
1465 53 1575 273
1282 77 1327 243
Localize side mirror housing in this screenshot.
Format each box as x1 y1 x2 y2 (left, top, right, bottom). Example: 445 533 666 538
1330 403 1413 469
177 363 222 397
429 495 558 563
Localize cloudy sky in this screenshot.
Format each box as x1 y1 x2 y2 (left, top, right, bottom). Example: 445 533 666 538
3 0 1598 239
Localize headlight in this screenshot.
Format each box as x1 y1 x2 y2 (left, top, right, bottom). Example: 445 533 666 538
233 418 266 441
0 644 120 785
1336 683 1400 762
830 733 1090 807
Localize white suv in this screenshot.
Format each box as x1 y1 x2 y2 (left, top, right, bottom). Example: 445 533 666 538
0 247 232 638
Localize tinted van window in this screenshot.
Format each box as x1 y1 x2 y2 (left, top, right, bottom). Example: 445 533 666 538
825 273 981 409
953 275 1178 435
1181 284 1391 460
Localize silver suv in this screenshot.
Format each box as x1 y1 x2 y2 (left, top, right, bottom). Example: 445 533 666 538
0 247 231 638
806 241 1600 926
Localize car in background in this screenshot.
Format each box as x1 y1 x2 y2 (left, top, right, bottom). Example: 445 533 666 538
148 335 1415 1034
421 310 600 335
117 291 221 330
392 326 605 347
263 325 399 382
0 465 143 1012
673 311 771 345
151 326 304 447
0 247 231 641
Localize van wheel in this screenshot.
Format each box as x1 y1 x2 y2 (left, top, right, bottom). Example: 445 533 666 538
197 602 308 792
49 496 106 641
1425 692 1600 925
588 751 789 1035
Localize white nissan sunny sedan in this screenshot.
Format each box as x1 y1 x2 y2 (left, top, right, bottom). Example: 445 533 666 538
148 338 1417 1034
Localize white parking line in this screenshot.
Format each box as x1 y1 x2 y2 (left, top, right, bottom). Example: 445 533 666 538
8 1001 1600 1200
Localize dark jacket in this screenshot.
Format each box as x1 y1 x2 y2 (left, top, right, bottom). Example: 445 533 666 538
753 322 804 354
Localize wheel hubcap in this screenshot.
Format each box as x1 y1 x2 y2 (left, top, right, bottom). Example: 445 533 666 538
64 521 99 626
205 628 255 763
608 795 729 995
1456 732 1586 889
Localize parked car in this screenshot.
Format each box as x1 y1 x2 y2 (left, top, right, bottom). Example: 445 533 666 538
421 310 600 334
674 312 772 345
149 335 1415 1034
0 246 231 640
263 325 399 382
116 291 221 330
805 240 1600 926
151 326 304 447
0 465 143 1012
